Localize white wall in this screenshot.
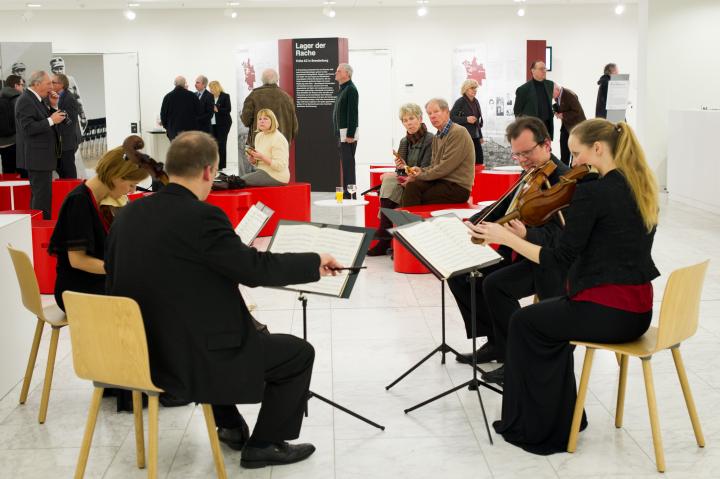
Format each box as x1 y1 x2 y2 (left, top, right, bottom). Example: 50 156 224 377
638 0 720 188
60 54 106 119
0 4 638 171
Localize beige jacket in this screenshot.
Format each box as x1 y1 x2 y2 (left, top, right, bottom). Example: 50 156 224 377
417 123 475 191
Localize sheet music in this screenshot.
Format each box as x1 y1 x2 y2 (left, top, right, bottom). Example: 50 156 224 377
269 224 365 296
395 216 501 279
235 202 273 245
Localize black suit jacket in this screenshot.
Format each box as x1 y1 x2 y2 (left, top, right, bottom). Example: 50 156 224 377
105 184 321 404
160 86 201 140
469 155 570 298
56 90 82 152
514 79 555 133
197 90 214 133
14 89 58 171
214 92 232 133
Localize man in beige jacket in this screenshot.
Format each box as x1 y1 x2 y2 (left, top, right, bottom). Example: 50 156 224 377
402 98 474 206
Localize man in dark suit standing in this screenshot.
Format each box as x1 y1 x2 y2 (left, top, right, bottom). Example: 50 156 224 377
552 84 587 165
332 63 359 198
513 61 555 140
51 73 81 178
194 75 214 134
15 71 67 218
160 76 200 140
105 131 342 469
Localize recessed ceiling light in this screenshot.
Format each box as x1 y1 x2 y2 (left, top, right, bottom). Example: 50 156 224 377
227 1 240 5
615 4 626 15
26 3 42 7
517 7 526 17
128 2 140 6
124 9 136 20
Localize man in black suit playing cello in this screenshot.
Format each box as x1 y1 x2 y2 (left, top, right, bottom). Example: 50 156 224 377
106 131 342 469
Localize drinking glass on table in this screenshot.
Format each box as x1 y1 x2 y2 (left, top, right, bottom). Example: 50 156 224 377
347 184 357 200
335 187 344 203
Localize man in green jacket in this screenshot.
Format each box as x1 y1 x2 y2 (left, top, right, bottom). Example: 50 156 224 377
513 61 555 140
332 63 359 198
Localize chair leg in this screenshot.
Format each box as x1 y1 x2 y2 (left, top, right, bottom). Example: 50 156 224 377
74 387 104 479
671 347 705 447
132 391 146 469
615 352 622 367
568 347 595 453
148 394 159 479
641 358 666 473
19 318 44 404
201 404 228 479
38 326 61 424
615 354 629 428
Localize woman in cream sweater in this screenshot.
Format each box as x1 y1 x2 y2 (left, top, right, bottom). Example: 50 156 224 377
242 108 290 186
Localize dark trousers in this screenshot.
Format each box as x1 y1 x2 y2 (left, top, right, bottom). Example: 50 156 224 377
447 258 511 341
28 169 53 219
559 125 571 166
375 198 398 239
212 333 314 442
472 137 484 165
0 144 17 174
212 125 230 170
339 141 357 196
57 149 78 179
544 119 554 141
401 179 469 207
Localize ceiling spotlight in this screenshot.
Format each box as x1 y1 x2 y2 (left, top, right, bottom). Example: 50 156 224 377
416 0 428 17
615 4 625 15
26 3 42 7
227 1 240 5
322 2 336 18
517 7 525 17
128 2 140 6
124 9 136 20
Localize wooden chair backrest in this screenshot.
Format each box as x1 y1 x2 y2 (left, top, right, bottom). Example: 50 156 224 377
63 291 162 393
7 245 44 319
655 260 710 351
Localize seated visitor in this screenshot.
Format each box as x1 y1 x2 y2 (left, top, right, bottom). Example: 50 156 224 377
241 108 290 187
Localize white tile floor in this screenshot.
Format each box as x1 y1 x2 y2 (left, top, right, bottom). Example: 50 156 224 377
1 192 719 478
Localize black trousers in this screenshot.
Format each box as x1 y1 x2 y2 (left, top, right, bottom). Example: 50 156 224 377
401 179 469 207
339 141 357 196
28 169 53 219
57 149 78 179
447 258 511 341
559 125 571 166
212 333 314 443
543 119 554 141
212 124 230 170
494 297 651 455
472 137 484 165
0 144 17 174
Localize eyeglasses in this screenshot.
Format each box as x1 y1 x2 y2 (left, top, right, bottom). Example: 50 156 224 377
511 143 542 159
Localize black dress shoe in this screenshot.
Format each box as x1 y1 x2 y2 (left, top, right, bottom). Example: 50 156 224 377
367 239 391 257
481 365 505 386
241 442 316 469
455 343 499 365
217 421 250 451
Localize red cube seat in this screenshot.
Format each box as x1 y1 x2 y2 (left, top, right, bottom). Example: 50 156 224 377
205 191 255 228
52 179 83 219
238 183 311 236
31 219 58 294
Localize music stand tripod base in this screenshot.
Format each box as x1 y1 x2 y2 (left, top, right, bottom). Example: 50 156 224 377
298 293 385 431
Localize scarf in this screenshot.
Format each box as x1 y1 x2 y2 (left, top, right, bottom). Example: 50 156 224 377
406 123 428 145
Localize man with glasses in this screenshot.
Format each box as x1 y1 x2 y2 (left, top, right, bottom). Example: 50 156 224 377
448 117 570 384
514 61 555 140
194 75 214 134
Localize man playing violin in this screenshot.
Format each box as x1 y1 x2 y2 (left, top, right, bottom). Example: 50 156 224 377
449 116 570 380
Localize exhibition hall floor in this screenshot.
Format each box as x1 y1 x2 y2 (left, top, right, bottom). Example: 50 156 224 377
1 193 719 478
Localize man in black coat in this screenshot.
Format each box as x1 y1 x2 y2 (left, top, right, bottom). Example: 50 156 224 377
15 70 67 218
194 75 214 134
160 76 200 140
0 74 25 174
513 61 555 140
51 73 81 178
105 131 342 469
449 117 569 373
595 63 618 119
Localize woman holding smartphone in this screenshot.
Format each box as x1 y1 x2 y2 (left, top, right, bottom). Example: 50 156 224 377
241 109 289 186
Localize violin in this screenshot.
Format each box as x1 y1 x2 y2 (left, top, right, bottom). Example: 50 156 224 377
98 135 169 225
470 164 591 244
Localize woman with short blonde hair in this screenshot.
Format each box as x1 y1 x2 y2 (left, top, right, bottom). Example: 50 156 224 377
208 80 233 170
451 79 485 164
241 108 289 186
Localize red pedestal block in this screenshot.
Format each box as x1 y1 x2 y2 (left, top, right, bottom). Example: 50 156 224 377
239 183 311 236
364 192 380 229
205 191 255 228
0 173 21 181
0 182 31 211
52 179 83 219
471 170 521 203
0 209 44 221
31 219 58 295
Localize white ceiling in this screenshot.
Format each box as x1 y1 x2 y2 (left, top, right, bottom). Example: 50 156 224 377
0 0 638 11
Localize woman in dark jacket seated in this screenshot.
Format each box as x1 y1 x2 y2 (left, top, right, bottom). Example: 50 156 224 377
367 103 433 256
469 119 659 455
450 79 484 164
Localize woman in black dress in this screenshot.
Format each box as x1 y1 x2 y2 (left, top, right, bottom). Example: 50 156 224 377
49 146 149 311
468 119 659 454
450 79 484 164
209 80 232 171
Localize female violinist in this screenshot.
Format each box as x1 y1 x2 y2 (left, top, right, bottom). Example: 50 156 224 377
469 119 659 455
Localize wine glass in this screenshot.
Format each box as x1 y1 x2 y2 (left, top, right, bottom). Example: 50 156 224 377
347 184 357 200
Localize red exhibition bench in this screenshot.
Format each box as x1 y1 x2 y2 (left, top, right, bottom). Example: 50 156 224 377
471 169 520 203
1 210 56 294
238 183 311 237
52 179 84 219
205 191 255 228
0 178 31 211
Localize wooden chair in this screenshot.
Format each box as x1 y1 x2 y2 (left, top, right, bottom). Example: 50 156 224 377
62 291 227 479
568 260 710 472
7 245 67 424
